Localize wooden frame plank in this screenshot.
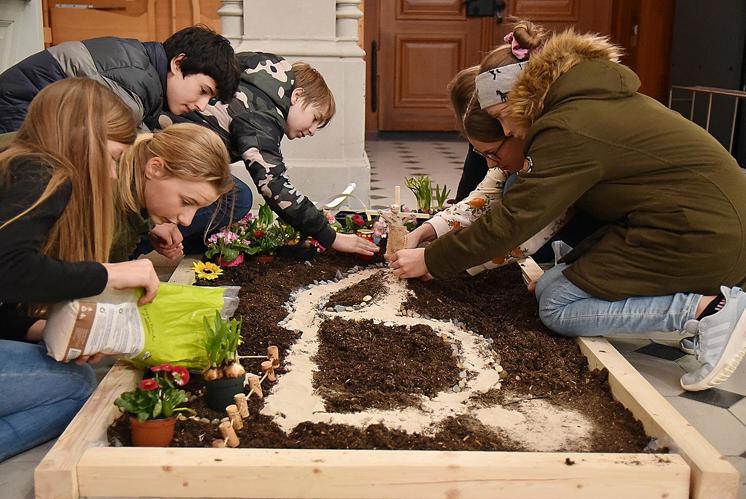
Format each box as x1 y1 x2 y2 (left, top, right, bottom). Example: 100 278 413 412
77 448 689 499
35 257 739 498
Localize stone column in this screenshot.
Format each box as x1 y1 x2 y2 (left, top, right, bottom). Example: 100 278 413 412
218 0 370 211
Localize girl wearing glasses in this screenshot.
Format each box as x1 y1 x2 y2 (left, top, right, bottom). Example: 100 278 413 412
392 25 746 392
403 21 574 275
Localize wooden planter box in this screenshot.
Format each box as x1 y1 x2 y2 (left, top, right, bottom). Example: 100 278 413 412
34 258 739 499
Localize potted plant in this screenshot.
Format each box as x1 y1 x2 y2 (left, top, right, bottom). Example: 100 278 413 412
405 175 433 213
205 227 253 267
114 364 193 447
433 183 451 211
202 311 246 411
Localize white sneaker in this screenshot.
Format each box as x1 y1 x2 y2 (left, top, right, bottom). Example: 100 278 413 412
680 286 746 391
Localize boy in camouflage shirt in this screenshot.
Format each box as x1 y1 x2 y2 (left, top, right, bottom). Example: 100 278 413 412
161 52 377 256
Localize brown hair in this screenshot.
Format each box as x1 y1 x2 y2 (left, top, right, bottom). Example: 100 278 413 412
116 123 233 218
479 20 547 72
447 65 479 133
0 78 137 264
291 61 336 127
463 106 506 143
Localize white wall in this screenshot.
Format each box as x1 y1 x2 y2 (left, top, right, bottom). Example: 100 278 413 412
0 0 44 73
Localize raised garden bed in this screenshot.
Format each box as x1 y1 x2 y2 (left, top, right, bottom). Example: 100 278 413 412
35 254 738 498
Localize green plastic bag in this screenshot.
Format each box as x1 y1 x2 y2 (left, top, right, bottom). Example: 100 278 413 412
130 283 239 369
43 283 240 370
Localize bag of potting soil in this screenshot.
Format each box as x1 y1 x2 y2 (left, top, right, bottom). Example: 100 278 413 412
42 283 240 370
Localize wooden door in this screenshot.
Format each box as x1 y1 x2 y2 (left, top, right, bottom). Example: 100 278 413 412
375 0 492 131
493 0 613 44
46 0 221 45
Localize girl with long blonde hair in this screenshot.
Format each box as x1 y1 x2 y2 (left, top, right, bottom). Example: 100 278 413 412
0 78 159 462
110 122 234 262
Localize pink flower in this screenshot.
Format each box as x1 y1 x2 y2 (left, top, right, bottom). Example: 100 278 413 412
372 219 387 238
138 378 158 391
324 211 337 224
150 364 173 373
171 366 190 386
351 214 365 227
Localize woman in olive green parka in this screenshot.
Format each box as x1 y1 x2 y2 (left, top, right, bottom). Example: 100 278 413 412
390 28 746 392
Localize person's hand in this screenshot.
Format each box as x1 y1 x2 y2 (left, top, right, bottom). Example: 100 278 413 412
103 259 160 305
389 248 432 279
331 233 380 255
405 223 436 249
149 223 184 260
25 319 46 342
74 353 106 365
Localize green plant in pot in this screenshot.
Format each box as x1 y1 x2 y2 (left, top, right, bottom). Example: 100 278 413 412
202 311 246 411
114 364 194 447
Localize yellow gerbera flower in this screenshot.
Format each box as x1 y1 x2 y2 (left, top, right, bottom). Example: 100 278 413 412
193 261 223 280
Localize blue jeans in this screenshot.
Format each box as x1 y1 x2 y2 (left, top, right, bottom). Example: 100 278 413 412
0 340 96 462
535 263 701 337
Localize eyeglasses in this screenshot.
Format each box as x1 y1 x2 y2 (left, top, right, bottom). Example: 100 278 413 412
472 138 509 163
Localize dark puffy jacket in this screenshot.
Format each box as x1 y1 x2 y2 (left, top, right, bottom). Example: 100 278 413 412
0 37 168 133
155 52 338 248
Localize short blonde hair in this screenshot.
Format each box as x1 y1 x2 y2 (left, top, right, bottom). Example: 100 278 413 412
292 61 336 127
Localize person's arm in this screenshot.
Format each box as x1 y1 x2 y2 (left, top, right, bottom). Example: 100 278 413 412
230 110 337 248
424 128 601 278
0 163 108 303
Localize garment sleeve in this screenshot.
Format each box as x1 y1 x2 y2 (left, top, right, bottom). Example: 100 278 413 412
424 128 601 278
0 162 108 303
428 167 507 237
230 109 337 248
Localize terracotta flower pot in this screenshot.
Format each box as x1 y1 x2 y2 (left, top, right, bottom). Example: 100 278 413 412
256 254 274 264
217 253 244 267
129 416 176 447
204 376 245 411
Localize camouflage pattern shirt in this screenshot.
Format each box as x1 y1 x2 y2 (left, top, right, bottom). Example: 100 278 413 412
155 52 337 248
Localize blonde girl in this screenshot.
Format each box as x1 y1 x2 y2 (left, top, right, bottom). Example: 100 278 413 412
110 123 234 262
0 78 149 462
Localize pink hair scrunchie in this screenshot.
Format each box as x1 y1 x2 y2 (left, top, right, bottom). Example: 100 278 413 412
504 31 530 60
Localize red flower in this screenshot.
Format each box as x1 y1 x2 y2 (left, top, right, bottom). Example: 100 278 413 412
138 378 159 391
150 364 173 373
254 230 265 238
171 366 190 386
351 214 365 227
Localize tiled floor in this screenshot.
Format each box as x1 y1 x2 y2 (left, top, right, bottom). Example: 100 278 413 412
3 132 745 498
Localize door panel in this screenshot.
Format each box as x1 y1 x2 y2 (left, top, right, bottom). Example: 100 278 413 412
371 0 616 131
378 0 486 131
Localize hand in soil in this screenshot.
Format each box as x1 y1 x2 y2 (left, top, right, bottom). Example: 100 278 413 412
332 232 379 256
389 248 431 279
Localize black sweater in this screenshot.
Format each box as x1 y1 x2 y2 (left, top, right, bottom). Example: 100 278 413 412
0 157 108 340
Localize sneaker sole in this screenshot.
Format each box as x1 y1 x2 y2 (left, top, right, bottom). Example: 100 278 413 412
681 307 746 391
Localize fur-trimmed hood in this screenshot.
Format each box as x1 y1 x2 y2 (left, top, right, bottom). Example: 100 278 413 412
508 30 632 129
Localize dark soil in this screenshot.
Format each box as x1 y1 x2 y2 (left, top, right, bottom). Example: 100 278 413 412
313 318 459 412
404 264 651 453
325 272 386 308
108 253 651 453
